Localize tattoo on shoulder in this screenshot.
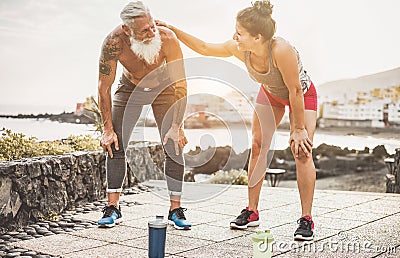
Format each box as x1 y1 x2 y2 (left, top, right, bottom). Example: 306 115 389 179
101 32 122 62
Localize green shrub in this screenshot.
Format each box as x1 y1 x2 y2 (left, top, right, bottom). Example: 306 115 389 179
0 129 37 161
207 169 248 185
64 134 101 152
0 128 101 161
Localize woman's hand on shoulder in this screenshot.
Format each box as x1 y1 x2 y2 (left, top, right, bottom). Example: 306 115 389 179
155 20 169 29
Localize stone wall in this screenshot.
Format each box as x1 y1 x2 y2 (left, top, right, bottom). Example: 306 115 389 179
0 142 164 232
386 148 400 193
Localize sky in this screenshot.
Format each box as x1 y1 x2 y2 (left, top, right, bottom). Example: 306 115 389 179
0 0 399 114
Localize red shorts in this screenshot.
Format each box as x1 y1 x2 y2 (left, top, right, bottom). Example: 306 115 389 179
256 82 317 112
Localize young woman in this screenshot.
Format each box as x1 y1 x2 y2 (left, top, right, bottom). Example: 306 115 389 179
157 0 317 240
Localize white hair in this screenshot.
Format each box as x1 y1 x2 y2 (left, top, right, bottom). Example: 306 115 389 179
120 1 150 26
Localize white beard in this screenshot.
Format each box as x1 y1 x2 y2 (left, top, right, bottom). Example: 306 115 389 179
130 30 162 65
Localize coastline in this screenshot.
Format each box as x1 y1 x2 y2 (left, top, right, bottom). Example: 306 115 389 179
2 112 400 140
278 168 388 193
314 125 400 140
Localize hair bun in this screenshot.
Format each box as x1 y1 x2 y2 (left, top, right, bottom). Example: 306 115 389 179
252 0 273 16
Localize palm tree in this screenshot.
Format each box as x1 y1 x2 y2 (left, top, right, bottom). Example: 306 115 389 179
83 96 103 135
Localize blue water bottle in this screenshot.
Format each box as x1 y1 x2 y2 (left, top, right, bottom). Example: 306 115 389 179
148 215 167 258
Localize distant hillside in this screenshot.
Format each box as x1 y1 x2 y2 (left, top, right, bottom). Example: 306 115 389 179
317 67 400 102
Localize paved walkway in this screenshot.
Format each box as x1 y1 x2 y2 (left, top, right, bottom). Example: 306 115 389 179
13 181 400 257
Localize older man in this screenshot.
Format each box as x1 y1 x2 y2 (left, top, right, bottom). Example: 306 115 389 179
97 1 191 230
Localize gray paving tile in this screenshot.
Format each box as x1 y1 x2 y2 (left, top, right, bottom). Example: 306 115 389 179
117 210 233 229
259 193 300 205
10 185 399 257
257 199 299 211
265 203 300 214
68 225 146 243
343 213 400 250
184 209 233 226
168 224 252 242
273 241 326 258
12 234 106 256
313 199 359 209
311 206 338 216
375 247 400 257
122 203 170 220
224 234 284 257
282 214 400 257
259 210 299 225
65 243 148 258
175 241 253 257
317 193 381 204
72 210 100 223
209 196 249 207
271 222 340 242
314 216 367 230
197 203 245 216
319 208 389 222
145 181 237 203
284 236 385 258
204 190 248 203
123 235 215 255
121 216 154 229
178 199 221 209
208 216 263 231
121 191 169 204
344 199 400 215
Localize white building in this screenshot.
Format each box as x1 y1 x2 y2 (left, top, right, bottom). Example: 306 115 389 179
216 90 255 123
388 102 400 125
321 99 385 127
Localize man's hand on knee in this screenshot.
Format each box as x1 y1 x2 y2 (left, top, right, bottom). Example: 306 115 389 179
163 125 187 155
101 129 119 158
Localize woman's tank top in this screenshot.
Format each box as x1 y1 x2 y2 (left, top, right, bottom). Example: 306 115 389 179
244 39 311 100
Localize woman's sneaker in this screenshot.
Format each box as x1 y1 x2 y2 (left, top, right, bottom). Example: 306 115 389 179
97 205 123 228
168 207 192 230
230 207 260 229
294 215 314 241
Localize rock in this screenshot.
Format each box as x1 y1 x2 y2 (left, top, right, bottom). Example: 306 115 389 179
184 171 195 182
0 178 22 221
23 251 37 256
26 161 42 179
372 145 389 158
185 146 232 174
313 143 353 157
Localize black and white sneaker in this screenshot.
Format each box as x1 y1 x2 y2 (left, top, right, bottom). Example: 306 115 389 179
294 215 314 241
230 207 260 229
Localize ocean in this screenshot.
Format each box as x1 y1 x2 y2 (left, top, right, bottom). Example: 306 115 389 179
1 117 399 154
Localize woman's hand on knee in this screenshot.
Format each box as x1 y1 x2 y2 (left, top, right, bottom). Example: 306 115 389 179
288 128 313 158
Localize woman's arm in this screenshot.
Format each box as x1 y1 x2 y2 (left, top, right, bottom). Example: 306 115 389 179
156 20 240 58
274 41 312 157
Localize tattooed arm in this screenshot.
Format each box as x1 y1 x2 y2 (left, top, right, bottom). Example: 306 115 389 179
98 31 121 158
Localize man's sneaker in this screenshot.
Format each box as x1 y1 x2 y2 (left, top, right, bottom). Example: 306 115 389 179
230 207 260 229
97 205 123 228
294 215 314 241
168 207 192 230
